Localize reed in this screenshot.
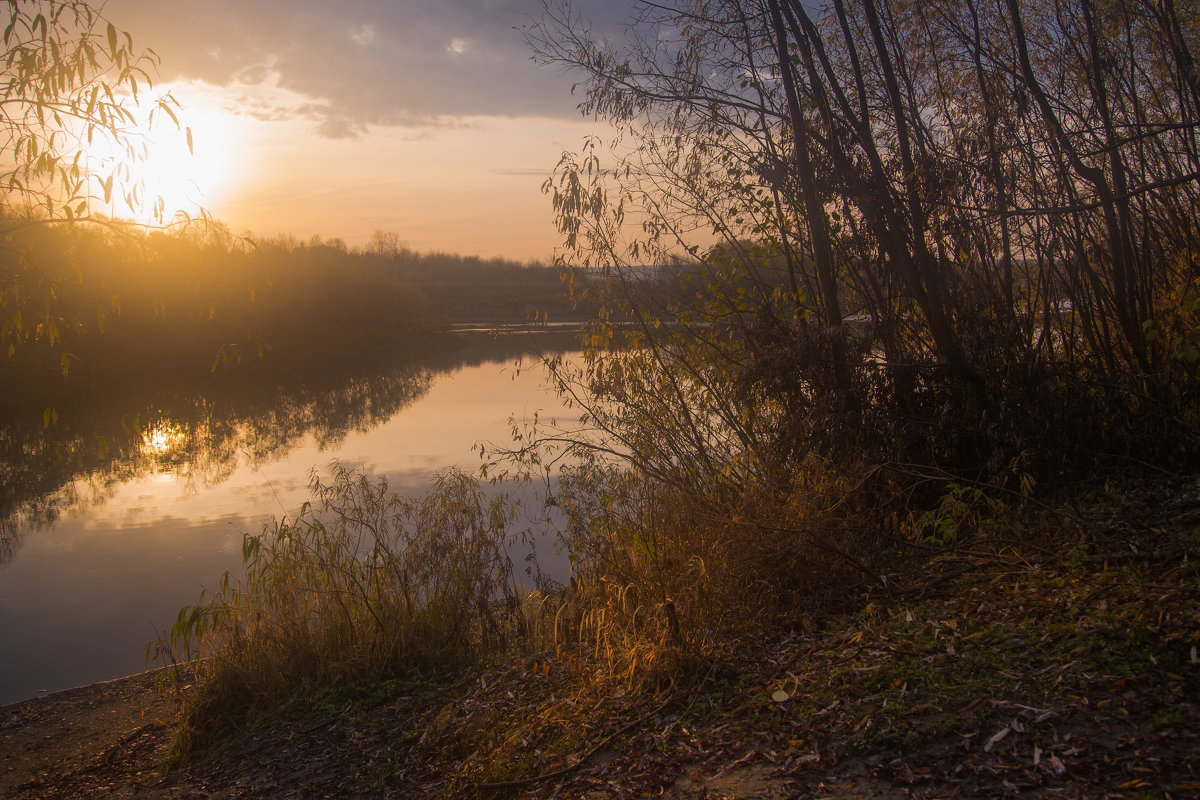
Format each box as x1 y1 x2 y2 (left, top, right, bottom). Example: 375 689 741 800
151 462 527 760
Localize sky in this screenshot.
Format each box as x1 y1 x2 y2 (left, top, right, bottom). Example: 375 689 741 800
100 0 635 261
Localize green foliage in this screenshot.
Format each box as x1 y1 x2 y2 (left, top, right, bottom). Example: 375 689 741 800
1 0 183 223
151 464 527 760
910 483 1008 548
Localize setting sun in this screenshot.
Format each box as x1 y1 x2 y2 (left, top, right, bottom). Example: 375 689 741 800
137 104 237 222
80 88 241 224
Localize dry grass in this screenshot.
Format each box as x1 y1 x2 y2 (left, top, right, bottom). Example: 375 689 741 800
546 455 887 691
151 463 531 760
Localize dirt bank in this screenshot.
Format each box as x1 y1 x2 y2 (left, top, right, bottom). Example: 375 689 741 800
1 669 176 799
3 482 1198 799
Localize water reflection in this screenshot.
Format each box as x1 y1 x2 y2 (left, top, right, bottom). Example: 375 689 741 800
0 330 581 705
0 329 579 565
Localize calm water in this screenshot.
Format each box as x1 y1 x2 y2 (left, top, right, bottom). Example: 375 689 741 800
0 334 579 705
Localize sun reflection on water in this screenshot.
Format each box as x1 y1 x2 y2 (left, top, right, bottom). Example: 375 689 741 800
140 421 186 459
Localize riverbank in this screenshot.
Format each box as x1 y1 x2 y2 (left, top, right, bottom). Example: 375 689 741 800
3 477 1197 799
0 668 176 799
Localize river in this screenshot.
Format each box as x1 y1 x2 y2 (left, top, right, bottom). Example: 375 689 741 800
0 330 580 705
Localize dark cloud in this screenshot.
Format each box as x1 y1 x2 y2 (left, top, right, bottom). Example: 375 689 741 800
106 0 635 136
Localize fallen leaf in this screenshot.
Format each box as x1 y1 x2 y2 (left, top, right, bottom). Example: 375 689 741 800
984 725 1010 751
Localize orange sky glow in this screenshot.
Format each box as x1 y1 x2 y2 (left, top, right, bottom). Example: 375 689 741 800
151 83 608 260
97 1 630 262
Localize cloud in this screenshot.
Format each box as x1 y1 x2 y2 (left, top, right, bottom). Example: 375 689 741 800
351 24 377 47
105 0 634 137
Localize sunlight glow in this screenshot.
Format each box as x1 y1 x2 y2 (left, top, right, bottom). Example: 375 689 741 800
80 88 242 225
141 421 186 458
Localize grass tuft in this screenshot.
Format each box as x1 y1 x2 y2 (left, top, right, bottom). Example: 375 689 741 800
151 462 528 761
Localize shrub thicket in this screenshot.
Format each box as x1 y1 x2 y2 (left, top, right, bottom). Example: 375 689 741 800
154 464 527 760
511 0 1200 677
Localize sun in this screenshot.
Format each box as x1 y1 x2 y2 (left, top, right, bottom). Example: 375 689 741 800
131 94 240 224
80 87 241 225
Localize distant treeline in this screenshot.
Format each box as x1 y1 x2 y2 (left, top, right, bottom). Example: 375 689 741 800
260 229 588 322
0 221 586 411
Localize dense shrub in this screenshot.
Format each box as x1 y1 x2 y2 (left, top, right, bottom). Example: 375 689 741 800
154 465 526 760
505 0 1200 680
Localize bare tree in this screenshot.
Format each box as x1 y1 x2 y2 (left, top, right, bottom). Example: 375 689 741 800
526 0 1199 490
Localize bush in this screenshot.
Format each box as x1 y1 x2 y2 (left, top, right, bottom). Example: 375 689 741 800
153 464 526 760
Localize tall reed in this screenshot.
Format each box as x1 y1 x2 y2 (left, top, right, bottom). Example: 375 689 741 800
152 463 525 758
